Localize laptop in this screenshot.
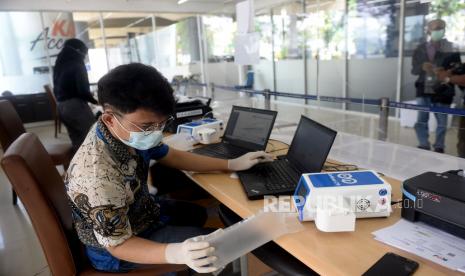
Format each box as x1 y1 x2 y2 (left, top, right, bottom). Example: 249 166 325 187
237 115 337 200
190 106 277 159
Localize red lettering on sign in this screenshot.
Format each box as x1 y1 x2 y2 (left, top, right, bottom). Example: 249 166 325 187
52 20 75 37
52 20 66 36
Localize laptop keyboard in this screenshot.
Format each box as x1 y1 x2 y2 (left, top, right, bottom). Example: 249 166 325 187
252 160 299 191
193 143 249 159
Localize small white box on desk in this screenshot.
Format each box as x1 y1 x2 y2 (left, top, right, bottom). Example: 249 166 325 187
293 170 391 232
176 118 224 143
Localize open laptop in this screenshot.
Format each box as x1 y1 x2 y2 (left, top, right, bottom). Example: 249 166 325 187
190 106 277 159
237 115 337 200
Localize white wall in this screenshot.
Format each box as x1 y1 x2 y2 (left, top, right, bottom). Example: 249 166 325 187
254 60 274 90
348 57 398 113
275 59 306 104
0 75 50 94
205 62 240 86
158 61 239 87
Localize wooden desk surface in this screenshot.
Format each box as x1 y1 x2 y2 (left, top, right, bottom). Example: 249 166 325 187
185 140 461 276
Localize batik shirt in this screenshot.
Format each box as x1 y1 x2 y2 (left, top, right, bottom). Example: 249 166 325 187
65 119 169 248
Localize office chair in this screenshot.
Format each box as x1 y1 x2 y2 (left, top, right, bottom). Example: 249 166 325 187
0 99 73 205
1 133 187 275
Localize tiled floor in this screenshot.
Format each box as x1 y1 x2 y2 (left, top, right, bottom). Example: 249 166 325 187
1 90 464 275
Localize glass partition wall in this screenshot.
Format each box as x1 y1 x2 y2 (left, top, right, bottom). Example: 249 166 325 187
1 1 465 157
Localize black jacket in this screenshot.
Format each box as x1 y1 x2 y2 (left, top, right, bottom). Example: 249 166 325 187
53 62 97 104
411 39 460 104
53 40 97 104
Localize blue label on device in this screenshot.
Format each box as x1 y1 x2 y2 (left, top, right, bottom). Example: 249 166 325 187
309 171 383 188
184 119 217 127
202 118 217 123
184 121 203 127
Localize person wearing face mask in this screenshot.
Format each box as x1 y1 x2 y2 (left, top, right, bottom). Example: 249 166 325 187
412 19 461 153
53 38 98 152
436 64 465 157
64 63 272 273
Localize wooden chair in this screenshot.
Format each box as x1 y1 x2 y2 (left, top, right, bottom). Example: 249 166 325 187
44 84 62 138
1 133 187 275
0 99 73 205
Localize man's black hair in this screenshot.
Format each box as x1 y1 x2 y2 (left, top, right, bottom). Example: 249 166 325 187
97 63 175 116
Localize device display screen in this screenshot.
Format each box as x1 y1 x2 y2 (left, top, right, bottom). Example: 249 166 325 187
287 116 337 173
224 109 275 146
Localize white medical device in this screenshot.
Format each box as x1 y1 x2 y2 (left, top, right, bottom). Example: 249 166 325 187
293 170 391 232
176 118 224 144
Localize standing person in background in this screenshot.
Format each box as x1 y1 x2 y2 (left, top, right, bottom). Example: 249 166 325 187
437 66 465 157
53 38 98 151
411 19 460 153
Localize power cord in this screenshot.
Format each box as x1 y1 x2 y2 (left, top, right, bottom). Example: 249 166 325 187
266 138 289 153
265 139 365 173
323 160 359 172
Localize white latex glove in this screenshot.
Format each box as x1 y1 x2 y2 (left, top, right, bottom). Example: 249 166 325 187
227 151 274 171
165 239 218 273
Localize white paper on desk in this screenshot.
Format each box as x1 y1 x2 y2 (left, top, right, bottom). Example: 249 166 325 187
372 219 465 273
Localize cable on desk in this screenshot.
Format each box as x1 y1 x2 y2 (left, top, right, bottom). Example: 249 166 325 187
268 138 290 146
323 160 359 172
323 164 359 172
266 138 289 153
267 147 290 153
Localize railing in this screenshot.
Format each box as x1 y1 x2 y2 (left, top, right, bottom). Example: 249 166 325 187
174 81 465 142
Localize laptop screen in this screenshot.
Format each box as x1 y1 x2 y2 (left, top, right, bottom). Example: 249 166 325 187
223 106 277 150
287 116 337 173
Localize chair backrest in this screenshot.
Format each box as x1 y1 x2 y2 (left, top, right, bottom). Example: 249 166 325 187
0 100 26 150
44 84 57 114
1 133 79 275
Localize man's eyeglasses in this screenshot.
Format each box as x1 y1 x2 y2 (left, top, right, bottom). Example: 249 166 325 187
112 113 174 135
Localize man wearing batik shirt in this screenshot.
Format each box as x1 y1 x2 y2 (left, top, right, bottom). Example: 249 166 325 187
65 63 273 273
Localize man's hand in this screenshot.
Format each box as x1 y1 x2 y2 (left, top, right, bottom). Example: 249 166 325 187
436 68 452 82
422 62 434 73
165 239 218 273
227 151 274 171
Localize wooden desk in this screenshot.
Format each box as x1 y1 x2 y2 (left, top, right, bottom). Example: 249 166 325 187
186 140 461 276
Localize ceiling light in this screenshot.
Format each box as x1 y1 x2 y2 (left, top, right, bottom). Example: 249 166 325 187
178 0 189 4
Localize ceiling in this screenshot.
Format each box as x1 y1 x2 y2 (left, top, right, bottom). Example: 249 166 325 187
0 0 299 14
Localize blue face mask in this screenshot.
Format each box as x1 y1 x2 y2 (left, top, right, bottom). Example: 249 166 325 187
112 115 163 150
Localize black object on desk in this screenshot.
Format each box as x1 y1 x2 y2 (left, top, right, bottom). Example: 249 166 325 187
363 252 419 276
402 171 465 239
191 105 277 159
237 115 337 200
165 98 213 133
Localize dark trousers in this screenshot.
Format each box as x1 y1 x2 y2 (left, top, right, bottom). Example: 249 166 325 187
57 98 96 151
150 163 210 200
119 199 214 272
